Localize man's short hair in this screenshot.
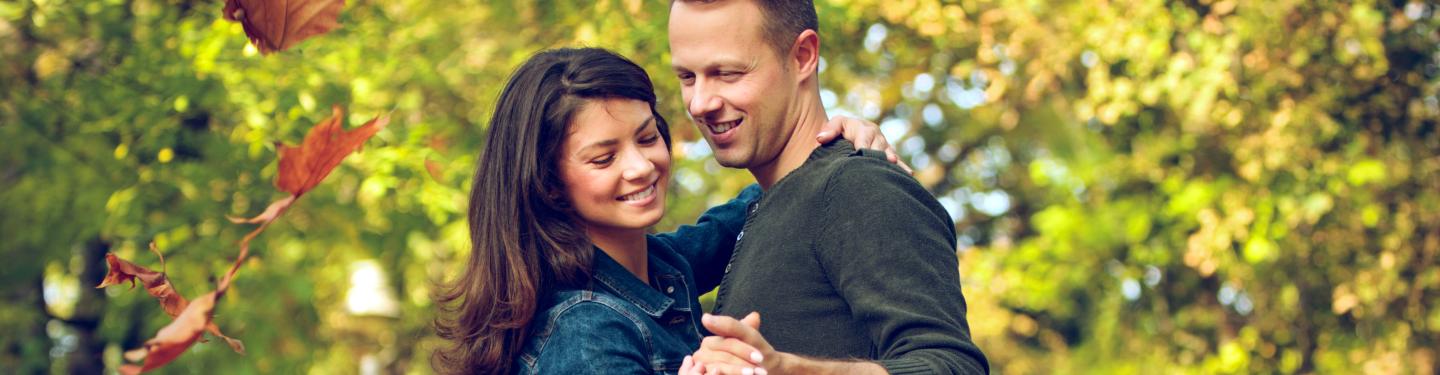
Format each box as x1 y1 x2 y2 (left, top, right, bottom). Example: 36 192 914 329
675 0 819 65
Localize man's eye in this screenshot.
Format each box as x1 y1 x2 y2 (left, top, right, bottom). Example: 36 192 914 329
678 73 695 84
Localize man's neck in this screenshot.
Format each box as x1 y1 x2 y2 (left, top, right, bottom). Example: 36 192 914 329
751 96 827 189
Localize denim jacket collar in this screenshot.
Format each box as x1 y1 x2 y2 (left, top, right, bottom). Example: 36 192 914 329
590 245 679 318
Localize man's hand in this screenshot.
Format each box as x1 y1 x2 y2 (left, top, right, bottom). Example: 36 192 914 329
680 313 774 375
682 312 888 375
816 115 914 174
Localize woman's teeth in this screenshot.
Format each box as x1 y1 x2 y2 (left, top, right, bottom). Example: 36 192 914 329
620 184 655 201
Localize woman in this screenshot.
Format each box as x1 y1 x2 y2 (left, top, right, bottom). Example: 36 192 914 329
433 47 894 374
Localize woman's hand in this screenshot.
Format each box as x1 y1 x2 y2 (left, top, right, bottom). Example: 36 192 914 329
816 115 914 174
680 313 778 375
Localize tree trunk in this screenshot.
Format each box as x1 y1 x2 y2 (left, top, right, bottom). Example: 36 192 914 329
66 238 109 375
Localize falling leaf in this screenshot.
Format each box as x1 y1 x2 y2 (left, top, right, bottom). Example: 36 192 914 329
226 195 297 225
114 105 385 373
277 105 389 197
228 106 387 223
99 248 244 355
120 291 222 375
223 0 346 54
425 159 445 182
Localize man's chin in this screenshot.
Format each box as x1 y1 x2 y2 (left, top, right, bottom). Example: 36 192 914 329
713 154 751 169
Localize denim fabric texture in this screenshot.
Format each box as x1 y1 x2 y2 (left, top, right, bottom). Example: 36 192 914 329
512 184 760 374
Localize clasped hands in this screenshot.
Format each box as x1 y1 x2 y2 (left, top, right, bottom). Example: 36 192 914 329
679 312 781 375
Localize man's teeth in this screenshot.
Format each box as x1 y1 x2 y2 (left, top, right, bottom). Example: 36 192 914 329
620 184 656 201
708 119 740 134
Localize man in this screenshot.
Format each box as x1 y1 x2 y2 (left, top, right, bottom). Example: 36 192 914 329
668 0 989 374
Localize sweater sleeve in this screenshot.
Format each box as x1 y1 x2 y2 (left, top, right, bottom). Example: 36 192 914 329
813 155 989 375
651 183 762 292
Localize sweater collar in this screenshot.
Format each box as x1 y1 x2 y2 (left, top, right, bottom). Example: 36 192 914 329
807 139 864 163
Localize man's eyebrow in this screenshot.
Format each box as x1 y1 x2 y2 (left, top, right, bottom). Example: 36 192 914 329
672 57 751 73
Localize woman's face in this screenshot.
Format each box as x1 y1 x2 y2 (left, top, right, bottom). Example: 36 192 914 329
557 98 671 235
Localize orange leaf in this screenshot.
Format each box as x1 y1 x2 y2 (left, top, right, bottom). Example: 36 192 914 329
276 105 388 197
425 159 445 182
122 291 221 374
226 195 297 225
99 251 245 355
97 253 186 316
223 0 345 54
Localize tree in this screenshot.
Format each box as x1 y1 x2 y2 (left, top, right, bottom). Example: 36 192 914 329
2 0 1436 373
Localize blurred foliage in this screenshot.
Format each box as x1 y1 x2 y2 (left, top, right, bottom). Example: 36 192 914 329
2 0 1438 374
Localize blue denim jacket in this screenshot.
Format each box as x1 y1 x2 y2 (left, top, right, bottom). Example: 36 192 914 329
513 185 761 374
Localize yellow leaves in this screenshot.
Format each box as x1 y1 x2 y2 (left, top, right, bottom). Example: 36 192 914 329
34 49 70 79
1333 284 1360 314
1347 159 1388 187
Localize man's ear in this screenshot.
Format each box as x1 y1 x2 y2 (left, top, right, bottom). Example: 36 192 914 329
790 29 820 83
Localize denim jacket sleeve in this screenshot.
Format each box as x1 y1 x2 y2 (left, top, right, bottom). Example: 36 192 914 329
522 301 654 375
650 183 761 292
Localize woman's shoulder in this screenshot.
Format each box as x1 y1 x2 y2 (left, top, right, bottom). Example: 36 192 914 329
534 288 653 332
516 288 657 373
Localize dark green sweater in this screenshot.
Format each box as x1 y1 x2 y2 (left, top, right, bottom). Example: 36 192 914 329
713 140 989 374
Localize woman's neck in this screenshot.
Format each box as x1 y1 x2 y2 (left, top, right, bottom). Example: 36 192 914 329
587 227 650 285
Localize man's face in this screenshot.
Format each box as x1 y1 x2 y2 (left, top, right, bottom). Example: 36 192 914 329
669 0 796 170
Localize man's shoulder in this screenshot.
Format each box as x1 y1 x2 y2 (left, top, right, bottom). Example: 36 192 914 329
810 144 927 198
781 141 908 191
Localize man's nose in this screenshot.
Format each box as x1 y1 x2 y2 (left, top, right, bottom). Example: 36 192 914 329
687 79 722 121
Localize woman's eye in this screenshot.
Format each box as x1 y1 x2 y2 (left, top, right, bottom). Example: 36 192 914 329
639 134 660 145
591 155 614 165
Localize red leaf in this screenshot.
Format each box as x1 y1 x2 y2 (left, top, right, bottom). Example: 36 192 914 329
121 291 222 374
99 250 244 355
116 105 385 372
276 105 388 197
424 159 444 182
223 0 345 54
226 195 297 225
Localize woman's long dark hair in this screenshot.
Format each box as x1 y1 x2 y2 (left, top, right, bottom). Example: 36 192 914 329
432 48 672 374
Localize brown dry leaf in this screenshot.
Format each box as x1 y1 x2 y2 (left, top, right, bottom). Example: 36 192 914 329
118 105 385 372
424 159 445 182
223 0 345 54
277 105 389 197
226 195 297 225
120 291 221 375
98 251 244 355
227 106 387 225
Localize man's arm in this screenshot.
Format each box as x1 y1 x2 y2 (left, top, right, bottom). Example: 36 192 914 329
810 155 989 374
688 155 987 375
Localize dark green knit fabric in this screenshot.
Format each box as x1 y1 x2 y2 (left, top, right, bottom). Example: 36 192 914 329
713 140 989 374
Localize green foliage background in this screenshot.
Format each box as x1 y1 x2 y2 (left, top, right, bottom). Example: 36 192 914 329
2 0 1438 373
